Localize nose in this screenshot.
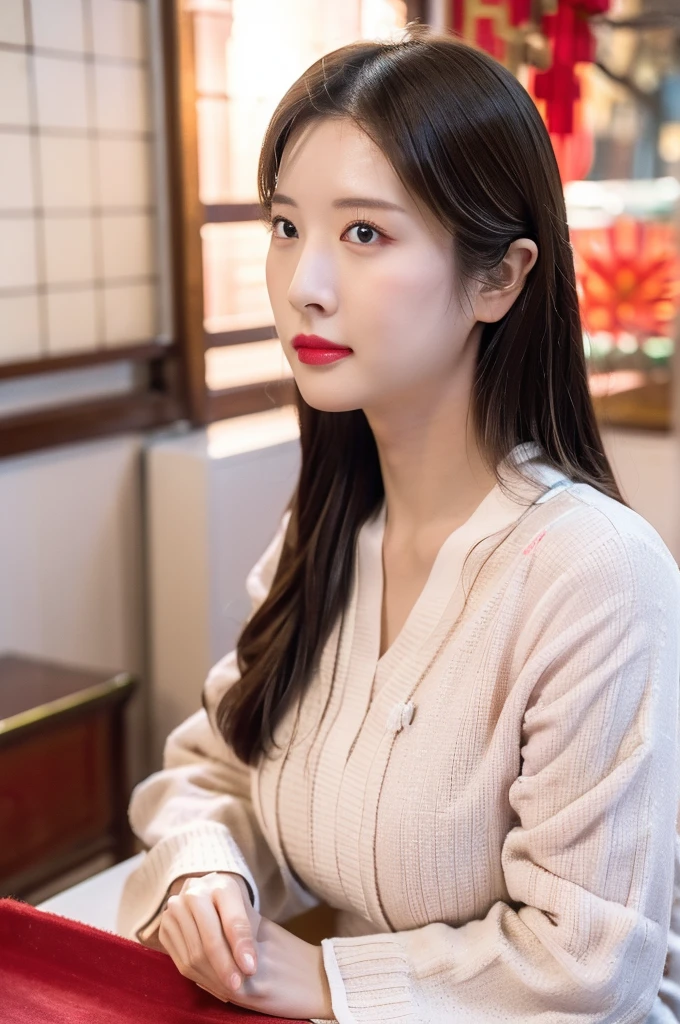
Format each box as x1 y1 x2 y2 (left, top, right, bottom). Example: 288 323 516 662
286 241 338 317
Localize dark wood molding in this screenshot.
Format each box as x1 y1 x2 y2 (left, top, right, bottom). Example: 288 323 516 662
205 324 277 348
164 0 208 425
0 654 137 746
0 391 181 458
203 203 264 224
207 379 296 422
0 343 176 382
0 653 138 898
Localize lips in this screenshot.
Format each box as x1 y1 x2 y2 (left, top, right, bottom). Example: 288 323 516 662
291 334 353 366
292 334 352 352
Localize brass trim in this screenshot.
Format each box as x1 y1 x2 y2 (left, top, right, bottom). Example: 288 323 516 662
0 673 136 736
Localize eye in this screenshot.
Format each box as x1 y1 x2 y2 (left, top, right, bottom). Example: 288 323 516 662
269 215 386 245
270 216 297 239
344 221 383 245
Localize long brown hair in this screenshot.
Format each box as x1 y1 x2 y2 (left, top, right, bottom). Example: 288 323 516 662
216 25 625 766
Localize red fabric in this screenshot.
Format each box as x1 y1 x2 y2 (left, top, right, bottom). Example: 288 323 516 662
0 898 308 1024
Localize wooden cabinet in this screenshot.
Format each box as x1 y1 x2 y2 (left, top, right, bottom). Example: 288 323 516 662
0 653 137 900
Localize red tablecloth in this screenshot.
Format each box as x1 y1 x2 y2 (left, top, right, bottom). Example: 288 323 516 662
0 898 308 1024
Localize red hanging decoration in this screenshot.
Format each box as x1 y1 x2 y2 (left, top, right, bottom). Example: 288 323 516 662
451 0 532 65
531 0 609 136
548 99 595 182
449 0 610 181
529 62 597 181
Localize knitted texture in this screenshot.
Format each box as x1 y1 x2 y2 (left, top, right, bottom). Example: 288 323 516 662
118 446 680 1024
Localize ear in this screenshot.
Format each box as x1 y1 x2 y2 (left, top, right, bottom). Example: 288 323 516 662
474 238 539 324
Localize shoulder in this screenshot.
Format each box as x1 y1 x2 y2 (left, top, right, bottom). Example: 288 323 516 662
521 480 680 611
566 480 675 559
504 483 680 685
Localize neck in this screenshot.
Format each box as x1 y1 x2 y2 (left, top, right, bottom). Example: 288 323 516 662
364 371 497 551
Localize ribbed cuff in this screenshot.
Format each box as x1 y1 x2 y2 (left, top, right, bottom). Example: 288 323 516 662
321 934 418 1023
115 820 260 942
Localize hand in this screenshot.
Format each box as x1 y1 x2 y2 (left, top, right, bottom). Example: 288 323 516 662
157 870 334 1019
158 871 260 997
220 914 334 1021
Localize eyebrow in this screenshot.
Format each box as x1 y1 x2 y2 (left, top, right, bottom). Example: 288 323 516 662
270 192 407 214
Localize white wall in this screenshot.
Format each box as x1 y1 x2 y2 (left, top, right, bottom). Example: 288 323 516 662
603 428 680 561
145 411 301 765
0 433 149 783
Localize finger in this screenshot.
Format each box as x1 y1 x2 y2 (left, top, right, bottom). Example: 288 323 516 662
221 875 262 941
197 983 224 998
164 902 236 1000
179 872 258 971
213 886 258 976
184 894 246 993
159 910 190 971
242 893 263 936
170 897 212 972
196 980 232 1004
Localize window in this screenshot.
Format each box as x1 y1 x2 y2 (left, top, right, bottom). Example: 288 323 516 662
170 0 416 425
0 0 182 457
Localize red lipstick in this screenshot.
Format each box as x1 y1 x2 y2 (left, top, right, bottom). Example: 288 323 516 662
291 334 353 366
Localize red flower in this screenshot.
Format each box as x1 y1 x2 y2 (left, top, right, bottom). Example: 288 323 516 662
570 216 680 340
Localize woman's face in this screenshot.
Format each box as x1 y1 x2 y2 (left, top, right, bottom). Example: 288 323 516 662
265 116 482 416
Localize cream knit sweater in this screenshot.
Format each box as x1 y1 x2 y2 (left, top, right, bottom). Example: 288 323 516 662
117 443 680 1024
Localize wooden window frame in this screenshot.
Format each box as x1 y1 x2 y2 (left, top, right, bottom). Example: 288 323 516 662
0 1 191 459
0 344 181 457
167 0 428 429
168 0 300 429
0 0 429 458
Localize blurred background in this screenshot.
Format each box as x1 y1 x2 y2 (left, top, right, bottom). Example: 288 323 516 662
0 0 679 906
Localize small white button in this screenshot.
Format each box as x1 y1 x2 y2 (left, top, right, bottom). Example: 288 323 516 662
386 700 416 734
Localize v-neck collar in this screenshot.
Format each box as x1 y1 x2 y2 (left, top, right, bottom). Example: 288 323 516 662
357 442 570 680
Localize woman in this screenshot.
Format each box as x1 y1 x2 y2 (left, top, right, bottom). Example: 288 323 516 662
118 26 680 1024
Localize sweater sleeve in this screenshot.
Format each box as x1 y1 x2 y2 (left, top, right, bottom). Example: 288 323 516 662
320 530 680 1024
116 508 320 944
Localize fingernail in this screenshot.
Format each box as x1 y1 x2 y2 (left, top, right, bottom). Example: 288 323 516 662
243 953 255 972
231 972 241 990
